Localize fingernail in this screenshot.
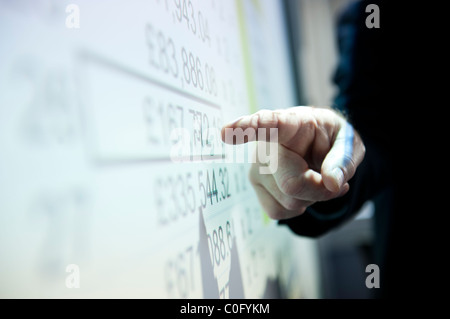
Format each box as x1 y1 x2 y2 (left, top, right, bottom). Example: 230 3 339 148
332 168 345 189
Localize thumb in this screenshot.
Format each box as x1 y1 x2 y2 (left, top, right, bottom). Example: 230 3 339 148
321 123 363 192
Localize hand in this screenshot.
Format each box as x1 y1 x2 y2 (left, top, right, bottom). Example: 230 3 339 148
221 107 365 220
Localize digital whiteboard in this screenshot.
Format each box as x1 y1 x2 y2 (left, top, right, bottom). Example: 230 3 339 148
0 0 319 298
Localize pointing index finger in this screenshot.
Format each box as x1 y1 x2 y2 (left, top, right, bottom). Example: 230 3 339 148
221 109 302 145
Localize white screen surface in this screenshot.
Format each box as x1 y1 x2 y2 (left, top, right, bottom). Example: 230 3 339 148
0 0 319 298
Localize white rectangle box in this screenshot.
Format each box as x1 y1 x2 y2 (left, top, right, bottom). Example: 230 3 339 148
82 54 224 163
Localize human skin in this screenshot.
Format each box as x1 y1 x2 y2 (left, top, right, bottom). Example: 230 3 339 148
221 106 366 220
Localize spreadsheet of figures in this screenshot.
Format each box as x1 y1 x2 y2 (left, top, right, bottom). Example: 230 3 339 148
0 0 319 298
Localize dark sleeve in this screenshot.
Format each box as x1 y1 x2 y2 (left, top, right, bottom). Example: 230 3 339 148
279 0 393 237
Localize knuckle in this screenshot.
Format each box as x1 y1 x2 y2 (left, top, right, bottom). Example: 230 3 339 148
266 204 308 220
298 206 307 215
301 112 318 131
266 208 287 221
303 119 316 132
279 175 303 197
256 110 277 127
280 197 303 211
